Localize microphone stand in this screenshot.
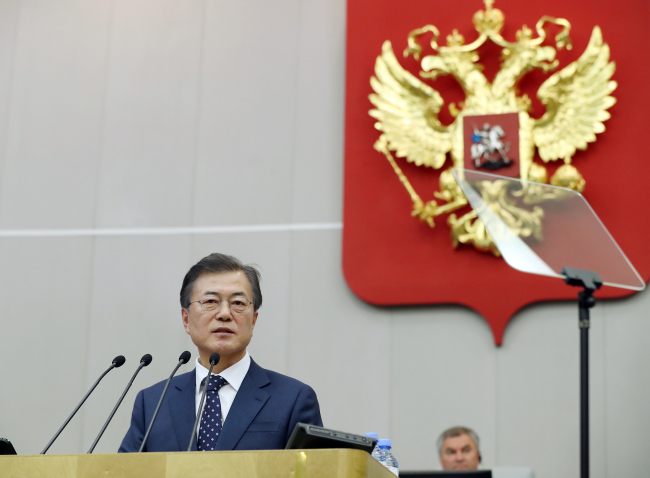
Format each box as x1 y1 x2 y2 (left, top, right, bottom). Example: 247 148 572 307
41 355 125 454
187 353 220 452
139 352 191 452
87 355 151 453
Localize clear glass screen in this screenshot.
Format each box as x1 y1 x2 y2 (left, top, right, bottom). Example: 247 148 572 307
452 168 645 291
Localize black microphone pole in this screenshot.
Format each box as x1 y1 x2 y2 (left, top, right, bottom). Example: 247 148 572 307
87 354 153 453
187 353 220 452
139 351 191 452
41 355 126 454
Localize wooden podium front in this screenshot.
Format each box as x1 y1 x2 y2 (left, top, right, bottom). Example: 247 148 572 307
0 448 394 478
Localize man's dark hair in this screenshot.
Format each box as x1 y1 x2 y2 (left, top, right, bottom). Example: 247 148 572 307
180 253 262 311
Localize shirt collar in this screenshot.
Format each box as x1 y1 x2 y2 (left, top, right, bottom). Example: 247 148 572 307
194 351 251 395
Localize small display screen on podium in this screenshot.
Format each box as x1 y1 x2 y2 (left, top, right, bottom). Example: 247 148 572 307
285 423 376 454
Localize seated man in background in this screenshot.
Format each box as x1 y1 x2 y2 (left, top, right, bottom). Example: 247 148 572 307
437 426 481 471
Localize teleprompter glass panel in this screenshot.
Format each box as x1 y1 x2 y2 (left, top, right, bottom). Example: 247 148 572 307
451 168 645 291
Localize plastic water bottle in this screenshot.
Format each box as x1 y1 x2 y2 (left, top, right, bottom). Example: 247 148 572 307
377 439 399 476
365 433 382 461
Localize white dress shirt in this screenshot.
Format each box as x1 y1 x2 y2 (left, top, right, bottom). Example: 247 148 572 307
194 351 251 428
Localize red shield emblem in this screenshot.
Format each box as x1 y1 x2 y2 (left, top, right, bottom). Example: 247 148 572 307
343 0 650 344
463 113 519 175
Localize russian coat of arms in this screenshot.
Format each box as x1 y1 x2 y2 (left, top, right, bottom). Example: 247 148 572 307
369 0 616 255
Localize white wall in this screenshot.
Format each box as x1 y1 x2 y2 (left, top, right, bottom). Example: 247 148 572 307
0 2 648 478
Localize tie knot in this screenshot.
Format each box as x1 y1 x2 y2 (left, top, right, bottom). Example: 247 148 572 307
201 374 228 392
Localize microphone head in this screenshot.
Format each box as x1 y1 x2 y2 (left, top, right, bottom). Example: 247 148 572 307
112 355 126 368
209 353 220 366
140 354 153 366
179 351 191 364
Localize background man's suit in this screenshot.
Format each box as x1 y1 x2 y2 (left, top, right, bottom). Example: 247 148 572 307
119 358 322 452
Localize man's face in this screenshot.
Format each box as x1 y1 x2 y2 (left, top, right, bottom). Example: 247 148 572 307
182 271 258 366
439 434 480 471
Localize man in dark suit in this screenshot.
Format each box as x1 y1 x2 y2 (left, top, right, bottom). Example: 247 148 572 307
119 253 322 452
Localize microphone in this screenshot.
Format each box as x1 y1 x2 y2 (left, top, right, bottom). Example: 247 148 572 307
138 351 192 452
87 354 152 453
40 355 126 454
187 353 220 451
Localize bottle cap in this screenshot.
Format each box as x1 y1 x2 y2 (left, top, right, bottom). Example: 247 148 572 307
378 439 392 448
365 433 379 440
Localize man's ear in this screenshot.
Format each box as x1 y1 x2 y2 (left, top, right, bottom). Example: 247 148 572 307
252 311 258 330
182 308 190 334
478 453 482 463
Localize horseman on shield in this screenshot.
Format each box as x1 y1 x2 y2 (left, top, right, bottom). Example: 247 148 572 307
471 123 512 169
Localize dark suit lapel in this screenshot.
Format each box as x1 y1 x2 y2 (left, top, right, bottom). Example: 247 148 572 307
168 369 198 451
216 359 271 451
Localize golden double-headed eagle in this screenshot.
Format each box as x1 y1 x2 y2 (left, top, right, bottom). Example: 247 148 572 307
369 0 616 254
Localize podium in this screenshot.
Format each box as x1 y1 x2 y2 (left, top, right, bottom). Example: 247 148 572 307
0 449 394 478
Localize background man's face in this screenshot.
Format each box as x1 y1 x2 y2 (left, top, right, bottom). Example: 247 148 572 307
182 271 258 365
440 433 480 470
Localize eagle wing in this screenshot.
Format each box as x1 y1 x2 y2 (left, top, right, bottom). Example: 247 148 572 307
369 41 453 169
533 26 616 162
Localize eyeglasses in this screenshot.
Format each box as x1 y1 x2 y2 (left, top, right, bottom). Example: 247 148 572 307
190 297 253 314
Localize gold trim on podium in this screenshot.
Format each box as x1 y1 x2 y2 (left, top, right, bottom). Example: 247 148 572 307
0 449 394 478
